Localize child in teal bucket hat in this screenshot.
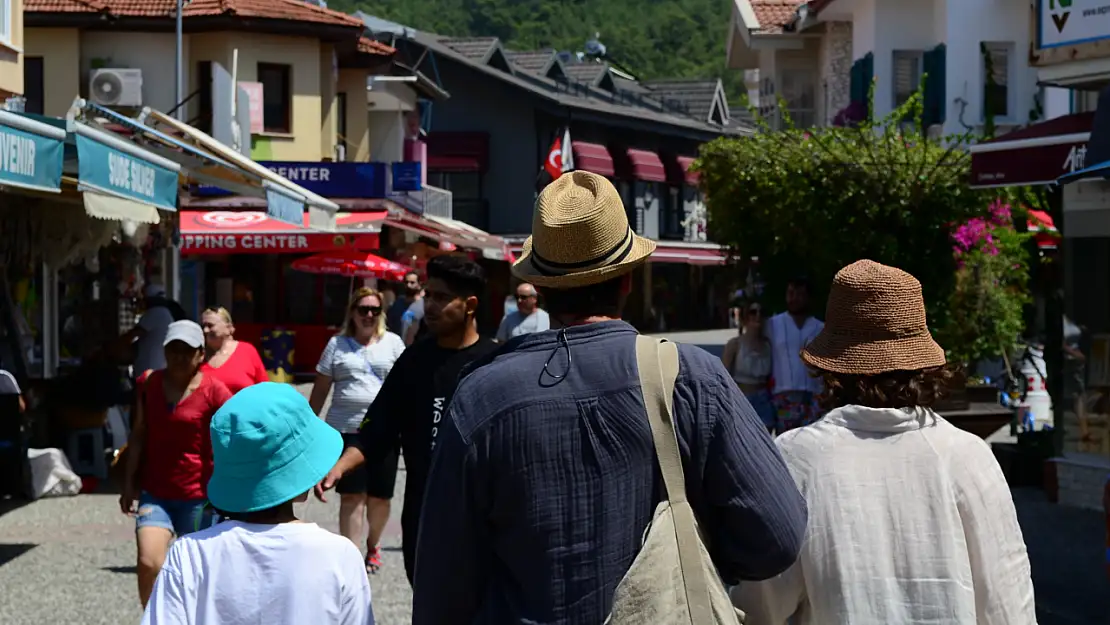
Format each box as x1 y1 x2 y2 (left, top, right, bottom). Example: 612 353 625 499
141 383 374 625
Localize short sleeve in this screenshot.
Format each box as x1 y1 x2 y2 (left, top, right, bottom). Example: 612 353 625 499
0 370 20 395
316 336 339 376
247 344 270 384
391 333 406 361
141 549 190 625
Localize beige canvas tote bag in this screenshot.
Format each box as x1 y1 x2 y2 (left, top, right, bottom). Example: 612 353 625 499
605 336 744 625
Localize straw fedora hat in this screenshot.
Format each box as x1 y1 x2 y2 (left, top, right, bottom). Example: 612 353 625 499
512 171 656 288
800 260 946 375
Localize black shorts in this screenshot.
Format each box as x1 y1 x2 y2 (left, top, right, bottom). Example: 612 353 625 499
335 433 400 499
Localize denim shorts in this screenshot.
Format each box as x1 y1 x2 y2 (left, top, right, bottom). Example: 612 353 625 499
136 491 217 536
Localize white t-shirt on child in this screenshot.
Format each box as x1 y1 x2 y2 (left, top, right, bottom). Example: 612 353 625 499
142 521 373 625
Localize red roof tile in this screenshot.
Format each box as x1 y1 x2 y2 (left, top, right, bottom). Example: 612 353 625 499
752 0 804 34
27 0 364 27
358 37 395 56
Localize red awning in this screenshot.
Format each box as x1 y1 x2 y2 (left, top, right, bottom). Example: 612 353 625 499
572 141 615 176
507 241 726 266
426 155 482 172
626 149 667 182
969 113 1093 188
179 210 384 255
384 208 511 261
426 132 489 172
677 156 699 186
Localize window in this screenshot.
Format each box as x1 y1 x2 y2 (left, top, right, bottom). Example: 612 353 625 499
660 186 684 240
23 58 44 115
892 51 923 109
982 42 1012 119
257 63 292 133
0 0 11 43
195 61 213 135
428 171 481 199
779 69 816 128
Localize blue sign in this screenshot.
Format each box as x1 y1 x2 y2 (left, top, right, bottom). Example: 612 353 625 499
263 162 386 198
265 184 305 226
76 133 178 210
0 115 64 193
391 161 423 192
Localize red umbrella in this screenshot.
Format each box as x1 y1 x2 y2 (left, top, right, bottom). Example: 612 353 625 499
291 250 411 281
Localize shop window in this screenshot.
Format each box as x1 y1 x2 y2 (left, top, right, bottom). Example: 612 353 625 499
258 63 292 134
428 171 481 199
779 68 816 129
892 50 923 110
282 265 317 325
660 186 684 241
23 57 44 115
982 42 1012 120
1064 237 1110 459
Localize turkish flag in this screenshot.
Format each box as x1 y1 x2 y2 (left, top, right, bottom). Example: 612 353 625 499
544 135 565 180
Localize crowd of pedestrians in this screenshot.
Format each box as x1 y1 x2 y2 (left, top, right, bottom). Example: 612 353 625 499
113 170 1042 624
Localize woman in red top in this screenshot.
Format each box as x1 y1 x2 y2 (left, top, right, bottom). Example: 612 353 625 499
119 320 233 609
199 306 269 394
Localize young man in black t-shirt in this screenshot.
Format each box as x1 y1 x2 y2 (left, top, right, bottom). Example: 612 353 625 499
315 254 498 583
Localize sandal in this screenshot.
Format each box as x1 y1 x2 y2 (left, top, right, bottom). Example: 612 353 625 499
365 545 382 574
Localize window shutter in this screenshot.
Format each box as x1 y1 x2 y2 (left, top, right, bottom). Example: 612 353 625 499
893 54 917 100
923 44 946 127
849 60 860 106
863 52 874 97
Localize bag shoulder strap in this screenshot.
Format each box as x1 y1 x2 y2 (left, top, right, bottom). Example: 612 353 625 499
635 335 715 623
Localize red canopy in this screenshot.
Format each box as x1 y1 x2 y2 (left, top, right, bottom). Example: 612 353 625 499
1027 209 1061 250
290 250 410 280
179 210 384 255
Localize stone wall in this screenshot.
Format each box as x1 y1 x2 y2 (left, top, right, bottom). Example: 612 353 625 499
819 21 853 126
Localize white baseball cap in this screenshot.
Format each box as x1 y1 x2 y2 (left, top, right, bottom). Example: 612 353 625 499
163 320 204 348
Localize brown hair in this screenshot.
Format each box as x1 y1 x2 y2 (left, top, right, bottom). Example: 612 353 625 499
813 365 957 410
340 287 386 338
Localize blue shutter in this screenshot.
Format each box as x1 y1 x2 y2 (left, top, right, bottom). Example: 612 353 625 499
931 44 947 125
850 59 862 106
862 52 874 102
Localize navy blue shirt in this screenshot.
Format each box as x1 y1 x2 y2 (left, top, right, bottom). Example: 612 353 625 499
413 321 807 625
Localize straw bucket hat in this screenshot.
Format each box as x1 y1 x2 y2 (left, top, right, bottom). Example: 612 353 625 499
512 171 656 288
800 260 946 375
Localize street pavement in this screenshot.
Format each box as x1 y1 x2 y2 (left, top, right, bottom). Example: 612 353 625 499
0 329 1105 624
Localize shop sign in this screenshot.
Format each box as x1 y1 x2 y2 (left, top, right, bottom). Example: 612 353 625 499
1039 0 1110 48
970 139 1089 187
391 161 423 192
196 161 390 198
76 134 178 210
0 118 64 193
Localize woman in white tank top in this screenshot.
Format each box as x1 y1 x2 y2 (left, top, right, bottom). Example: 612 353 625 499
720 302 774 432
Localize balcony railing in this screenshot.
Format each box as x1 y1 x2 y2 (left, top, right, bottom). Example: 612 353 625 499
422 184 453 220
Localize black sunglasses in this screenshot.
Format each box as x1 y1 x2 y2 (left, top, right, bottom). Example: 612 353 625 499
355 305 382 317
516 293 536 300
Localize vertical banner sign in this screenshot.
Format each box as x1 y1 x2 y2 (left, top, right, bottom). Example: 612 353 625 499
391 161 423 192
264 183 306 227
0 117 65 192
75 133 179 210
239 82 265 135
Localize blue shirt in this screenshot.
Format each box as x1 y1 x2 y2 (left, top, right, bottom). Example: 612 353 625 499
413 321 808 625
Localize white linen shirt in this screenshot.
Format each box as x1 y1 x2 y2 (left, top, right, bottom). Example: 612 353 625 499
731 405 1036 625
766 312 823 395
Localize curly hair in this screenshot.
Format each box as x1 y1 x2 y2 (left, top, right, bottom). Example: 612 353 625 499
813 365 958 410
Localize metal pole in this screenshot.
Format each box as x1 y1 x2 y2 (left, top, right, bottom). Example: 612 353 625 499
170 0 184 301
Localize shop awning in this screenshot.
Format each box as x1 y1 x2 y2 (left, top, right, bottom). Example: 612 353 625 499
968 113 1092 188
0 110 66 194
179 210 385 255
626 149 667 182
385 207 510 260
571 141 615 177
676 156 699 186
426 132 488 173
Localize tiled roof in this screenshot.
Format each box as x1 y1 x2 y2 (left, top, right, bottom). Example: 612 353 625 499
563 62 609 86
642 79 722 122
752 0 804 34
439 37 498 61
26 0 365 27
358 37 395 56
506 50 554 73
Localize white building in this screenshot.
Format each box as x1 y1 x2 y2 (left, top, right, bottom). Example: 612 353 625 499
727 0 1065 133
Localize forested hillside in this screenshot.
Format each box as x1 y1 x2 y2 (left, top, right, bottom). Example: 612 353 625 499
329 0 747 102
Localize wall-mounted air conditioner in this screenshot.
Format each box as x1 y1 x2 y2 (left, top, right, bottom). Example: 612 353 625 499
89 69 144 107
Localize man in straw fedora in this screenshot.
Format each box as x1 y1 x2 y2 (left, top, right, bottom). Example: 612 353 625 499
412 171 807 624
732 259 1036 625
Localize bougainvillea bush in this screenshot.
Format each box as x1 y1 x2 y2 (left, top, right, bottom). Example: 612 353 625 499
936 199 1032 366
693 82 1030 362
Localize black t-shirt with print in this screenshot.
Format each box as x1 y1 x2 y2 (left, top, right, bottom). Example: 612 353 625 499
357 335 499 578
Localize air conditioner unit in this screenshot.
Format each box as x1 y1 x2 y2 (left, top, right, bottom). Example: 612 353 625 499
89 69 144 107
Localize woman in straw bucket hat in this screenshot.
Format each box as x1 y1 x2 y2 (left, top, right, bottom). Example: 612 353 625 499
412 171 807 624
731 260 1036 625
141 383 373 625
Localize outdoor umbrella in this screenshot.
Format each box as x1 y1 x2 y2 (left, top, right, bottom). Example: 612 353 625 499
290 250 411 282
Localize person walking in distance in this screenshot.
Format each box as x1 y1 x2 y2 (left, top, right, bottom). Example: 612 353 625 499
199 307 269 395
119 320 232 608
411 172 807 624
142 383 374 625
315 255 499 585
732 260 1036 624
721 301 775 433
309 288 406 574
387 271 421 335
495 282 550 341
767 277 824 433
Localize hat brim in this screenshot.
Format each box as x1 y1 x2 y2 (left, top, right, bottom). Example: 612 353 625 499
511 233 657 288
207 416 343 514
800 331 946 375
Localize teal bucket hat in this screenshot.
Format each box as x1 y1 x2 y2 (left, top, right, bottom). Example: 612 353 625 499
207 382 342 514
